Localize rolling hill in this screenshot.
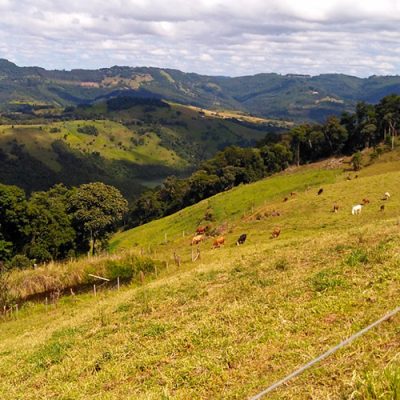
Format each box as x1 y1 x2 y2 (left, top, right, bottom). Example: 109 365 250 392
0 99 282 197
2 59 400 122
1 149 399 399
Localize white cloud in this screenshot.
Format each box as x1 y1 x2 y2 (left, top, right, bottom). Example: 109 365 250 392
0 0 399 76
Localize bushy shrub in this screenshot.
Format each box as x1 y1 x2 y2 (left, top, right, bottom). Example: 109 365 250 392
105 260 134 280
77 125 99 136
8 254 32 270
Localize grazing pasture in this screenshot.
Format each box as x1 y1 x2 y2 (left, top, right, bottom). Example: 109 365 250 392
1 153 400 399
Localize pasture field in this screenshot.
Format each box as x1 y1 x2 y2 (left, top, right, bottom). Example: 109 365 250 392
0 152 399 399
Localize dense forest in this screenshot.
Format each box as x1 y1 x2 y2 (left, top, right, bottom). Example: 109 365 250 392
0 182 127 267
1 94 399 269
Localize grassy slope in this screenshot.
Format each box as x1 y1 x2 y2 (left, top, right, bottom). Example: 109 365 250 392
0 154 399 399
0 120 185 170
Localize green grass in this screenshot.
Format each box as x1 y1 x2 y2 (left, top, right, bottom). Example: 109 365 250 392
0 153 400 399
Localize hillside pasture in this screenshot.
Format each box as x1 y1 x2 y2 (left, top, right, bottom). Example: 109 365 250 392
0 153 399 399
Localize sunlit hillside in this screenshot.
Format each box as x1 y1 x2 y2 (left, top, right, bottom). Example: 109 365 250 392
0 151 399 399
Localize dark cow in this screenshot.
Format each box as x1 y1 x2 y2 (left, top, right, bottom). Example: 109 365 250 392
362 198 370 205
236 234 247 245
317 188 324 195
380 204 385 212
333 204 339 213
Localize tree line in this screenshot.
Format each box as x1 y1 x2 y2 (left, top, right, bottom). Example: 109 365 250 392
128 94 400 227
0 182 128 269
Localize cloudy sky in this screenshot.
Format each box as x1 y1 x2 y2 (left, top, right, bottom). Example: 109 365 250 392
1 0 399 77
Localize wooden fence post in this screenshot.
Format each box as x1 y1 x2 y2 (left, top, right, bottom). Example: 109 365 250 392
93 284 97 297
117 277 120 291
139 271 145 284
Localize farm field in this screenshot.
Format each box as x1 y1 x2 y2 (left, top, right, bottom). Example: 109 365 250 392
0 152 399 399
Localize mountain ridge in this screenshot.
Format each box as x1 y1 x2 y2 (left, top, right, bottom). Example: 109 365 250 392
2 59 400 121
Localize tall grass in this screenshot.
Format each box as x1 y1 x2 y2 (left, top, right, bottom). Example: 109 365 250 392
7 251 165 302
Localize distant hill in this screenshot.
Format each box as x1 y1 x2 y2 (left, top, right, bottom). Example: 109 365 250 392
0 99 281 198
1 59 400 121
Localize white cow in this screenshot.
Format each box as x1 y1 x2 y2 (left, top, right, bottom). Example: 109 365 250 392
352 204 362 215
384 192 391 200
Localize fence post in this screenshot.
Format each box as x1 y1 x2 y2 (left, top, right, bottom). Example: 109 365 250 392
139 271 145 284
117 277 120 291
93 284 96 297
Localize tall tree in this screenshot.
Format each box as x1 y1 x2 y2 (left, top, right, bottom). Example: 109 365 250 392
27 184 75 262
68 182 128 255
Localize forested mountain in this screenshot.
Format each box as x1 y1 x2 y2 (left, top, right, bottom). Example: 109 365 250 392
1 59 400 121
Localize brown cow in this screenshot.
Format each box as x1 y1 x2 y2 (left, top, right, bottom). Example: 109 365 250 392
333 204 339 213
271 227 281 238
213 236 225 248
380 204 385 212
317 188 324 195
191 234 205 246
283 197 289 202
290 192 296 197
196 225 209 234
362 198 370 205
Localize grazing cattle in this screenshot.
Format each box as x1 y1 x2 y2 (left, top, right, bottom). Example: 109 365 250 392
333 204 339 213
236 234 247 245
380 204 385 212
290 192 296 197
196 225 208 234
283 197 288 202
317 188 324 195
362 198 370 205
383 192 391 200
352 204 362 215
213 236 225 248
346 176 352 181
271 227 281 238
270 210 281 217
191 234 205 246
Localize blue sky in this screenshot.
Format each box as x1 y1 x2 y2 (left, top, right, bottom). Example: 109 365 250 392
0 0 399 77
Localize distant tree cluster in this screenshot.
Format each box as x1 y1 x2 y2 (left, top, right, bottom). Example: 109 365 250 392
128 143 292 227
288 94 400 165
77 125 99 136
0 182 128 268
128 94 400 227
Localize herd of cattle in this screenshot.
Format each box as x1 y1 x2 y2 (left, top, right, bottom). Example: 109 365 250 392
190 188 392 249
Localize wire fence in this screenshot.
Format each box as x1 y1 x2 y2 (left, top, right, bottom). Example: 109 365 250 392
249 306 400 399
